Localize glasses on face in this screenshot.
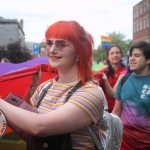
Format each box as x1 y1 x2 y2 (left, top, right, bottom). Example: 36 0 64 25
42 39 70 51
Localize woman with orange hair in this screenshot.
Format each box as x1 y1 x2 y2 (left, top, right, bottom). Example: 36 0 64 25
0 20 104 150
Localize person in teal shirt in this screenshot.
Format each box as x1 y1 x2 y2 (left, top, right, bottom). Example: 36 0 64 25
112 41 150 150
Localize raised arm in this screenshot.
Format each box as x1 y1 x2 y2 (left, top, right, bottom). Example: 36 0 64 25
23 67 41 104
102 73 114 98
5 69 41 141
102 73 125 98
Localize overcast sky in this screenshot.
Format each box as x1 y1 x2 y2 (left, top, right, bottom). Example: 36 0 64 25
0 0 140 48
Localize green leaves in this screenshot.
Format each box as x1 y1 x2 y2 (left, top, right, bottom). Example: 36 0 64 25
0 41 31 63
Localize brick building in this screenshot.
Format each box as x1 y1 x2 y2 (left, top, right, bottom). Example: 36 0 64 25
133 0 150 42
0 17 25 47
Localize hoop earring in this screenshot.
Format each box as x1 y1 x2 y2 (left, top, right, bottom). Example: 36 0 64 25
75 55 79 61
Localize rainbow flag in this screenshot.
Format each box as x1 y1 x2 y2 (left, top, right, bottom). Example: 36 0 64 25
101 36 112 49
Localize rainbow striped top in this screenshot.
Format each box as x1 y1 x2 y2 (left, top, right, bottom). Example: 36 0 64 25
30 77 104 149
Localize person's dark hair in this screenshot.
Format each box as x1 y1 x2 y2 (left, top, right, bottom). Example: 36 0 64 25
129 41 150 68
106 44 124 78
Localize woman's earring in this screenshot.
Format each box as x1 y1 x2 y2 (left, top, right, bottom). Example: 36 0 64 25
75 55 79 61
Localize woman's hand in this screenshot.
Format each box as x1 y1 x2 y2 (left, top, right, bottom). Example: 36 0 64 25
23 66 41 104
101 72 108 81
31 67 41 87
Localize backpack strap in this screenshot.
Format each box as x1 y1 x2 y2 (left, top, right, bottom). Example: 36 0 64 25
86 126 103 150
34 81 53 107
65 77 90 101
120 73 131 87
65 80 83 102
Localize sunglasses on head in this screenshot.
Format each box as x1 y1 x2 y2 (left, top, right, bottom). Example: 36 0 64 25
42 39 70 51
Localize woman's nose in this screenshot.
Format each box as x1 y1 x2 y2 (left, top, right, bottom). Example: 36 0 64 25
49 44 58 54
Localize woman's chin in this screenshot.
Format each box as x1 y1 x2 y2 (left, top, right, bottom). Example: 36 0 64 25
50 63 61 69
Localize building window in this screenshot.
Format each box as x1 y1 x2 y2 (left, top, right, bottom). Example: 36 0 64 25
140 7 143 15
137 21 139 32
147 17 149 28
143 5 146 13
133 11 136 19
143 19 146 29
140 20 142 30
133 23 136 33
137 9 139 17
147 3 149 11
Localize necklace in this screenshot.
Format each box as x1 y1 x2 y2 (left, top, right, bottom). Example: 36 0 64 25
57 78 79 83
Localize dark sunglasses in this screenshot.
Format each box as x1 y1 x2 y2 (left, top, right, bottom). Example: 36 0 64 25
42 39 71 51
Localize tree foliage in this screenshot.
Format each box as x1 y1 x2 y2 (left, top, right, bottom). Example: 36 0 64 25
93 31 133 64
0 41 31 63
93 46 106 64
107 32 132 54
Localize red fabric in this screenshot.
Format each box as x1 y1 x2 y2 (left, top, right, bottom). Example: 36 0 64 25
121 138 150 150
121 138 136 150
93 67 108 85
122 126 150 149
0 64 57 134
0 64 51 98
94 66 126 112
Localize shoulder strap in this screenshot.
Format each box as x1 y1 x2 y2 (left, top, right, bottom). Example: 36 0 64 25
86 126 103 150
65 77 90 102
34 81 53 107
121 73 131 87
65 80 83 102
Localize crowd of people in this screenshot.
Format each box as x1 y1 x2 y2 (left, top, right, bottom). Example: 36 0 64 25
93 40 150 150
0 20 150 150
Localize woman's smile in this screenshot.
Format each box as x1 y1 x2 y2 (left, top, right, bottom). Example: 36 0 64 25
50 56 62 61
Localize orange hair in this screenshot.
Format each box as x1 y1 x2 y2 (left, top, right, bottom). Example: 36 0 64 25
45 20 94 84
